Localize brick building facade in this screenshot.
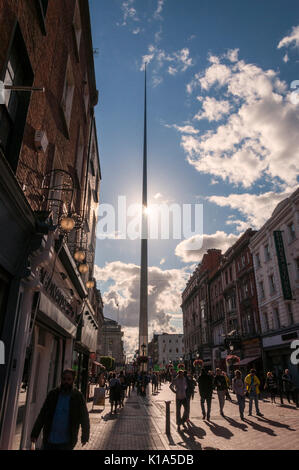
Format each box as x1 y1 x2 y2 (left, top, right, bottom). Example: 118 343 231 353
0 0 101 449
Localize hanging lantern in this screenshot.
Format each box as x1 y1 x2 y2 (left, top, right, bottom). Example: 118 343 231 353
79 263 89 274
74 250 86 262
86 280 95 289
60 216 75 232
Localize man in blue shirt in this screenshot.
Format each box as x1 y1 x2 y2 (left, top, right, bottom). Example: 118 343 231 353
31 369 90 450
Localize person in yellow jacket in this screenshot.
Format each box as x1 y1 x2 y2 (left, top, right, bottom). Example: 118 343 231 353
245 369 264 417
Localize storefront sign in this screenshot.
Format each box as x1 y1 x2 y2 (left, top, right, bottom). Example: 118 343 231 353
273 231 292 300
40 268 76 319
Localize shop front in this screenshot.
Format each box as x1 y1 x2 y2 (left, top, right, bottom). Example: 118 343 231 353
262 329 299 387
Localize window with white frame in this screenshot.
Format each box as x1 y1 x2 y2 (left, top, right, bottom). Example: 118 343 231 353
61 57 75 131
288 222 296 242
264 244 271 262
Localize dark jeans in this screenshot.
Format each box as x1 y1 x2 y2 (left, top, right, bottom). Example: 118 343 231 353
176 398 188 425
236 394 245 417
249 392 260 414
200 396 212 418
43 442 73 450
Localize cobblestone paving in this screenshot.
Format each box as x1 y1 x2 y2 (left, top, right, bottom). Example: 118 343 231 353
75 384 299 451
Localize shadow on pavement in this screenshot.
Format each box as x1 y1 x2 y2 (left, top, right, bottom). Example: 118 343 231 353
176 428 203 451
243 418 276 436
223 416 248 432
185 421 206 439
205 420 234 439
256 416 296 431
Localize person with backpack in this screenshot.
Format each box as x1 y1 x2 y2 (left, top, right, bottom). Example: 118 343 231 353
232 370 246 420
197 369 214 421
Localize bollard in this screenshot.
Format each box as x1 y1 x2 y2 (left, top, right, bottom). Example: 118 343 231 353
165 400 171 435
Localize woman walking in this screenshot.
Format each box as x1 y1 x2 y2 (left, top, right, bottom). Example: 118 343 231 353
265 372 277 404
232 370 246 420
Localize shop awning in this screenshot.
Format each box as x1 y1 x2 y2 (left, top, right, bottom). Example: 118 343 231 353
93 361 105 369
238 356 260 366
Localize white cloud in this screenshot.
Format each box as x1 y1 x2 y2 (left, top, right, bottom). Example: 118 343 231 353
194 96 231 122
180 53 299 188
207 187 297 232
160 258 166 265
94 262 190 356
140 46 193 79
154 0 165 20
278 25 299 49
175 231 239 263
283 53 289 63
165 123 199 134
121 0 139 25
226 48 239 62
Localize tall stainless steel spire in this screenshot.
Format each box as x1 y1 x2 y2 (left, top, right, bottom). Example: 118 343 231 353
139 64 148 366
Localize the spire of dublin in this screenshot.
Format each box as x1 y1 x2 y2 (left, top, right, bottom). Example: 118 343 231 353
138 64 148 369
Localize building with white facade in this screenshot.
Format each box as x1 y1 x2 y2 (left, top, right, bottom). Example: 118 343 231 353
157 333 184 367
250 187 299 386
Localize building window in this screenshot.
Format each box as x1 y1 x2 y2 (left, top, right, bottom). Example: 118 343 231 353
75 126 84 184
256 253 261 268
269 274 276 295
287 303 294 325
225 271 228 284
242 255 246 267
229 267 232 281
263 311 269 331
259 281 265 299
36 0 49 35
61 57 75 132
288 222 296 242
264 244 271 262
295 258 299 280
273 308 281 329
73 0 82 60
0 24 34 172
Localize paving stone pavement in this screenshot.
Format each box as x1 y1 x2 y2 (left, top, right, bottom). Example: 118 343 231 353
75 383 299 451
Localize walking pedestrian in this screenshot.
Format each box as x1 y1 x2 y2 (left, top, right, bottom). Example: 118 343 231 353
30 369 89 450
109 373 121 415
245 369 263 417
264 372 277 404
232 370 246 420
214 368 228 417
184 371 196 422
197 369 214 421
223 371 232 401
282 369 296 404
169 369 188 432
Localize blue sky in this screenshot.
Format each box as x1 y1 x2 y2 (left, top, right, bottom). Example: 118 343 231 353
89 0 299 358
